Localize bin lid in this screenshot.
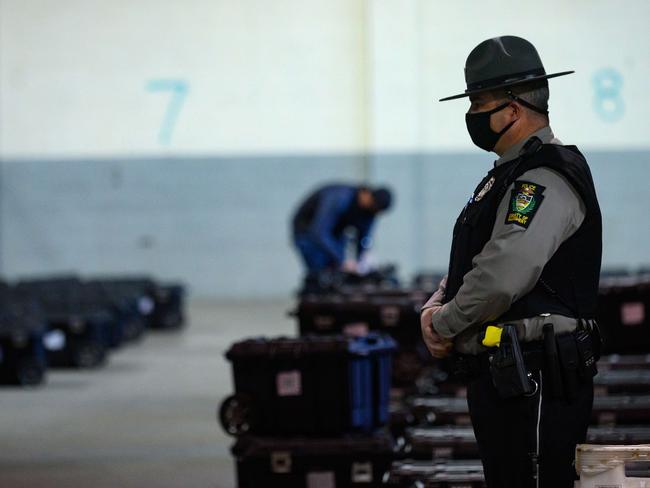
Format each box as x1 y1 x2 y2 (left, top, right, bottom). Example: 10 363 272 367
226 333 397 360
226 335 350 360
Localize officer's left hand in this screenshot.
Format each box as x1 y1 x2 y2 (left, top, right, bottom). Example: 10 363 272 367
420 306 453 358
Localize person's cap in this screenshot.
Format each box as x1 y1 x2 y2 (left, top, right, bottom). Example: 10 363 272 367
371 187 392 211
439 35 574 102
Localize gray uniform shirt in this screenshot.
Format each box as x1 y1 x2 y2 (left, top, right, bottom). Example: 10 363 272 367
431 126 587 355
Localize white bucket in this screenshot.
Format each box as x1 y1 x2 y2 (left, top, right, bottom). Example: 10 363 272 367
575 444 650 488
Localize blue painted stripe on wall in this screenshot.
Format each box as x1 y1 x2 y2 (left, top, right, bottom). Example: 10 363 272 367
0 150 647 298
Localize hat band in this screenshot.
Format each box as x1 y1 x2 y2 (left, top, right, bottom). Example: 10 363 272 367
466 68 547 92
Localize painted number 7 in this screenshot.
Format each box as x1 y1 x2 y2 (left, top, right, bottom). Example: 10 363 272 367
146 79 189 146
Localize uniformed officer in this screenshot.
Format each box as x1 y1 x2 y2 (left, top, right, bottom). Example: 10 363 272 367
420 36 602 488
291 183 392 274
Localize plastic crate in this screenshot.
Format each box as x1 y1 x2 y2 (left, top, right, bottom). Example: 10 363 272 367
598 354 650 371
221 333 396 436
404 426 479 460
597 276 650 354
407 396 472 426
385 460 486 487
16 277 112 368
587 426 650 444
0 286 48 385
232 434 394 488
295 292 425 346
592 396 650 426
149 283 185 329
593 369 650 395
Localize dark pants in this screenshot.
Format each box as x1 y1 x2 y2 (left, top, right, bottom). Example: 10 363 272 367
293 234 338 272
467 365 593 488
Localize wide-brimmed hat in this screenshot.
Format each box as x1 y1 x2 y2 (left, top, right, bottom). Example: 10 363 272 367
440 35 573 102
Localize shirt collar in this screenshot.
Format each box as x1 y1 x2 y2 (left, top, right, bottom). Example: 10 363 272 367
495 126 556 167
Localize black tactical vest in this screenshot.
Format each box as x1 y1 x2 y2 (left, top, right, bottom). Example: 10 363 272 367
443 138 602 321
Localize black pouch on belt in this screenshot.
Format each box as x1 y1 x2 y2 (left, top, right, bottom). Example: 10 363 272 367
556 333 580 402
489 325 535 398
574 325 598 379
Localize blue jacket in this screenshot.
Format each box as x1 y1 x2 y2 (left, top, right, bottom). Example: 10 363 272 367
292 184 375 265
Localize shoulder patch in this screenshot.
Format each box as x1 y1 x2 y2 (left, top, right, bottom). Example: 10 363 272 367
505 180 546 229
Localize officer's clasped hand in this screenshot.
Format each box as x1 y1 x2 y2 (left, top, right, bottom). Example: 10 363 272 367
420 276 453 358
420 306 453 358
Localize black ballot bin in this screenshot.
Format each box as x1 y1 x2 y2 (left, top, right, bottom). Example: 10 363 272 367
598 354 650 370
85 277 185 330
295 293 424 343
406 396 472 427
404 426 479 460
232 434 394 488
0 285 48 385
597 274 650 354
587 425 650 444
220 333 396 437
294 290 432 384
592 395 650 425
299 265 400 295
385 460 486 488
16 277 112 368
149 283 185 329
84 280 148 343
593 368 650 395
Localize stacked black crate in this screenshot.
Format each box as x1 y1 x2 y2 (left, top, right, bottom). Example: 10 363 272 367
589 271 650 443
8 274 186 376
387 269 650 486
85 277 186 331
16 276 113 368
295 288 434 386
0 282 48 385
221 334 396 488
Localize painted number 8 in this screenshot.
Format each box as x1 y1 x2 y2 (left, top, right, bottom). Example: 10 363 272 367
593 68 624 123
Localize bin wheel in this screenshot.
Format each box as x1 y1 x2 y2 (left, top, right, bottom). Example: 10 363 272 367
72 342 106 368
123 318 146 342
15 358 46 386
219 394 256 436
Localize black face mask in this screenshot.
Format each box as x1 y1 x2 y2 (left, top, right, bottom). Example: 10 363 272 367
465 102 516 152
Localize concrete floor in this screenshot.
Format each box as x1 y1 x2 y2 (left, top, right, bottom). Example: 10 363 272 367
0 299 295 487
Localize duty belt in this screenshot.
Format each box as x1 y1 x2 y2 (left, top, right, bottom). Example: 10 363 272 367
451 341 545 382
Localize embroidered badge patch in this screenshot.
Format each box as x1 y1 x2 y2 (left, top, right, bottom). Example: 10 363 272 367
475 176 495 202
505 180 546 228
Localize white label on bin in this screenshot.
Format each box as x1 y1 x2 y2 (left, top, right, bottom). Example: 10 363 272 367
43 330 66 351
621 302 645 326
306 471 335 488
276 370 302 397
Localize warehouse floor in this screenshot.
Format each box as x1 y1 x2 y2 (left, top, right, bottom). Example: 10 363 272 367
0 299 295 488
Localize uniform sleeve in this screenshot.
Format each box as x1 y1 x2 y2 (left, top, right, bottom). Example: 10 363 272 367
432 167 586 339
308 189 352 265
